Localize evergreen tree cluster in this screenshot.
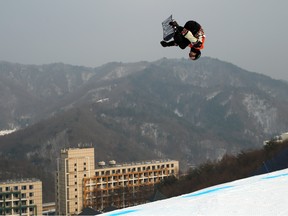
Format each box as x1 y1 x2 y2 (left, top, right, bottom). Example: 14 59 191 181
157 140 288 198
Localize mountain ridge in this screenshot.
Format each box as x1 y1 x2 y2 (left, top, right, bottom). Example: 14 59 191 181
1 57 288 201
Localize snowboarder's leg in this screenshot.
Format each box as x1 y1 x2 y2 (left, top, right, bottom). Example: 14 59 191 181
173 32 190 49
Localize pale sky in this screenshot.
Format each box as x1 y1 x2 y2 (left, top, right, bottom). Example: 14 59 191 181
1 0 288 81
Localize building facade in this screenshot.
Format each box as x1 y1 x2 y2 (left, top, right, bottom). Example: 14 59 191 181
56 147 179 215
55 147 95 215
0 179 42 216
83 160 179 210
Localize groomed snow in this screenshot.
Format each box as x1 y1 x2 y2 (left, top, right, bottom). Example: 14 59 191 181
102 168 288 216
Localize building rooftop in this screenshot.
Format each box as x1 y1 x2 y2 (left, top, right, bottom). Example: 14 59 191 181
95 159 178 169
0 178 41 185
60 145 93 153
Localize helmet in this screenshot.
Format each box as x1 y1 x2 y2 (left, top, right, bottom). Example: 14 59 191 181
189 47 201 60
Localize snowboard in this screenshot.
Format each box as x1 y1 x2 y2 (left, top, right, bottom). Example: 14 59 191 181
162 15 175 41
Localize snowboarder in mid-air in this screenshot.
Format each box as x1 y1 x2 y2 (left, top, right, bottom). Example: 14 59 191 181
160 19 205 60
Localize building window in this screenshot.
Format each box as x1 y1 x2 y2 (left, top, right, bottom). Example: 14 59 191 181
29 185 33 190
5 187 10 191
14 186 18 191
21 185 27 190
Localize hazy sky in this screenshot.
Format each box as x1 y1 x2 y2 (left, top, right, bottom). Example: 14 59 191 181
1 0 288 80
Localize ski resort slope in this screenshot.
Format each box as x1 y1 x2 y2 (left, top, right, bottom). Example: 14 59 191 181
103 168 288 216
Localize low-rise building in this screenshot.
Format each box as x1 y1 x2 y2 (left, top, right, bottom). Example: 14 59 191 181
42 202 56 215
83 159 179 210
0 178 42 216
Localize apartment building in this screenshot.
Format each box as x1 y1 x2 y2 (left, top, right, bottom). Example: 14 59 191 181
55 147 95 216
83 159 179 210
56 147 179 215
0 178 42 216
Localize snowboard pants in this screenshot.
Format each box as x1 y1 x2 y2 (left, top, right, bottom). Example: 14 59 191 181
173 31 190 49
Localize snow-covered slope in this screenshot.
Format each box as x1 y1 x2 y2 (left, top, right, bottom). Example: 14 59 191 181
103 168 288 216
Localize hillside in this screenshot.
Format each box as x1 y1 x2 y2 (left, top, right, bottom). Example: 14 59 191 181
1 57 288 201
102 167 288 216
157 140 288 198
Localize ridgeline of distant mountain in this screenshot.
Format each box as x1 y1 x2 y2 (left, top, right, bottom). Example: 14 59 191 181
1 58 288 201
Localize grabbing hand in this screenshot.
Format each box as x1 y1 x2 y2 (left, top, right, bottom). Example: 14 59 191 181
193 41 202 48
169 21 179 27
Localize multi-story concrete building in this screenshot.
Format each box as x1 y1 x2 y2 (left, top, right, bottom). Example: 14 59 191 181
0 178 42 216
55 147 95 215
83 159 179 210
56 147 179 215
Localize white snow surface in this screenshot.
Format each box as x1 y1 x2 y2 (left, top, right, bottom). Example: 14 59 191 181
0 129 16 136
102 168 288 216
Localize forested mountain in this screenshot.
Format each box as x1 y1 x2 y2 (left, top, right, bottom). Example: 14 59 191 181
1 58 288 201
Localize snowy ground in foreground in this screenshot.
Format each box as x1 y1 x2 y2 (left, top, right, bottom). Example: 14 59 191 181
102 168 288 216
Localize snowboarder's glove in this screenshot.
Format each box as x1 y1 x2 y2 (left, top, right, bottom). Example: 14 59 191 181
193 41 202 48
169 21 179 27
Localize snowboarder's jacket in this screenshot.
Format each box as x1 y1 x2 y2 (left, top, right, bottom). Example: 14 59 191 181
181 20 205 49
